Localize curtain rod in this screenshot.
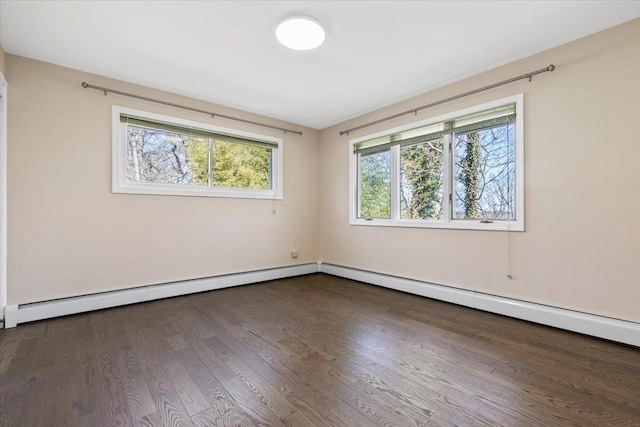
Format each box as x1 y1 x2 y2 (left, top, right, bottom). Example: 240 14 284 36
339 64 555 136
81 82 304 136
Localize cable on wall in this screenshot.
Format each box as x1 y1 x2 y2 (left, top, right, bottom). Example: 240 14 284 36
339 64 555 136
506 219 513 280
81 82 304 136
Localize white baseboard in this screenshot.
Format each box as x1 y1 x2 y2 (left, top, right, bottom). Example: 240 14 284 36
319 262 640 348
4 263 319 328
4 303 17 328
6 261 639 348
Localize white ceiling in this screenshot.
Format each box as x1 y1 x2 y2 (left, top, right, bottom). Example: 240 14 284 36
1 1 639 129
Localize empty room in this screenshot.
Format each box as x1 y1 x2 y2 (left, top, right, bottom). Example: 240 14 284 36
0 1 639 426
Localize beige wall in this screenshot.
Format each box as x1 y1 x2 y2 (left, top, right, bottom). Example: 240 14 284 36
7 55 320 305
318 19 640 323
6 19 640 323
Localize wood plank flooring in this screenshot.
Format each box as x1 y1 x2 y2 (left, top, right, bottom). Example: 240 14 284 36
1 273 639 426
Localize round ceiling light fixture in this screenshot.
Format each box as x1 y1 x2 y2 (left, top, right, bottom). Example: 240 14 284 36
276 16 325 51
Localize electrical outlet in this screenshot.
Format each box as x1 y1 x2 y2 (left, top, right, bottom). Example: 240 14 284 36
291 249 298 259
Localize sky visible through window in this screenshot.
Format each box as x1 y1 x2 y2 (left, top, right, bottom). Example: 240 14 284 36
454 122 515 220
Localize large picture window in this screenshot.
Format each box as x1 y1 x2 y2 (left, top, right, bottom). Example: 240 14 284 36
350 94 523 231
113 107 283 199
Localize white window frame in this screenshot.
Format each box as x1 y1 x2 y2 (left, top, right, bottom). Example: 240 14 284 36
0 71 7 321
349 94 524 232
112 106 283 199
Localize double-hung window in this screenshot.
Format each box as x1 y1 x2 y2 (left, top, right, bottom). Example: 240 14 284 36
350 94 524 231
112 106 283 199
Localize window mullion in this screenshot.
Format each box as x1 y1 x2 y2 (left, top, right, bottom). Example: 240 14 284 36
208 138 213 187
443 133 453 223
391 145 400 220
356 153 363 219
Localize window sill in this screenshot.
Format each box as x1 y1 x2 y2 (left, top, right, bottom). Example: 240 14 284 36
350 218 524 232
113 182 282 200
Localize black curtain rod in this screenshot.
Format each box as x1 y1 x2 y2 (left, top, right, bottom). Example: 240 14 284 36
81 82 304 136
339 64 555 136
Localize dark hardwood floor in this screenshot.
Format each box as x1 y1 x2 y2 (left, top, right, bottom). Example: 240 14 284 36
1 273 639 426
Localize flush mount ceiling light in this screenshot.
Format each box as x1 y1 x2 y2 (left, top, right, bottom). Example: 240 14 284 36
276 16 325 51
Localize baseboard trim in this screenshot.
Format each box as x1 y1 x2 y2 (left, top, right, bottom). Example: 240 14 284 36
4 263 319 328
6 261 639 348
319 262 640 348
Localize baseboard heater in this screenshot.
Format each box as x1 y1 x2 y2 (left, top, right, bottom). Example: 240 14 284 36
319 263 640 348
4 263 319 328
4 261 638 348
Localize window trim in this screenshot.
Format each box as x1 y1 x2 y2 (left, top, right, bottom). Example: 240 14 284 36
112 106 284 199
349 94 524 232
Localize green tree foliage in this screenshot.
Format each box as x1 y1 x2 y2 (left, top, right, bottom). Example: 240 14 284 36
211 140 271 189
184 139 271 189
400 139 443 219
359 151 391 218
184 137 209 185
460 131 480 218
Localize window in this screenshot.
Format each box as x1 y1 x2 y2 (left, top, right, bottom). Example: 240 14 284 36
350 94 523 231
112 106 283 199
